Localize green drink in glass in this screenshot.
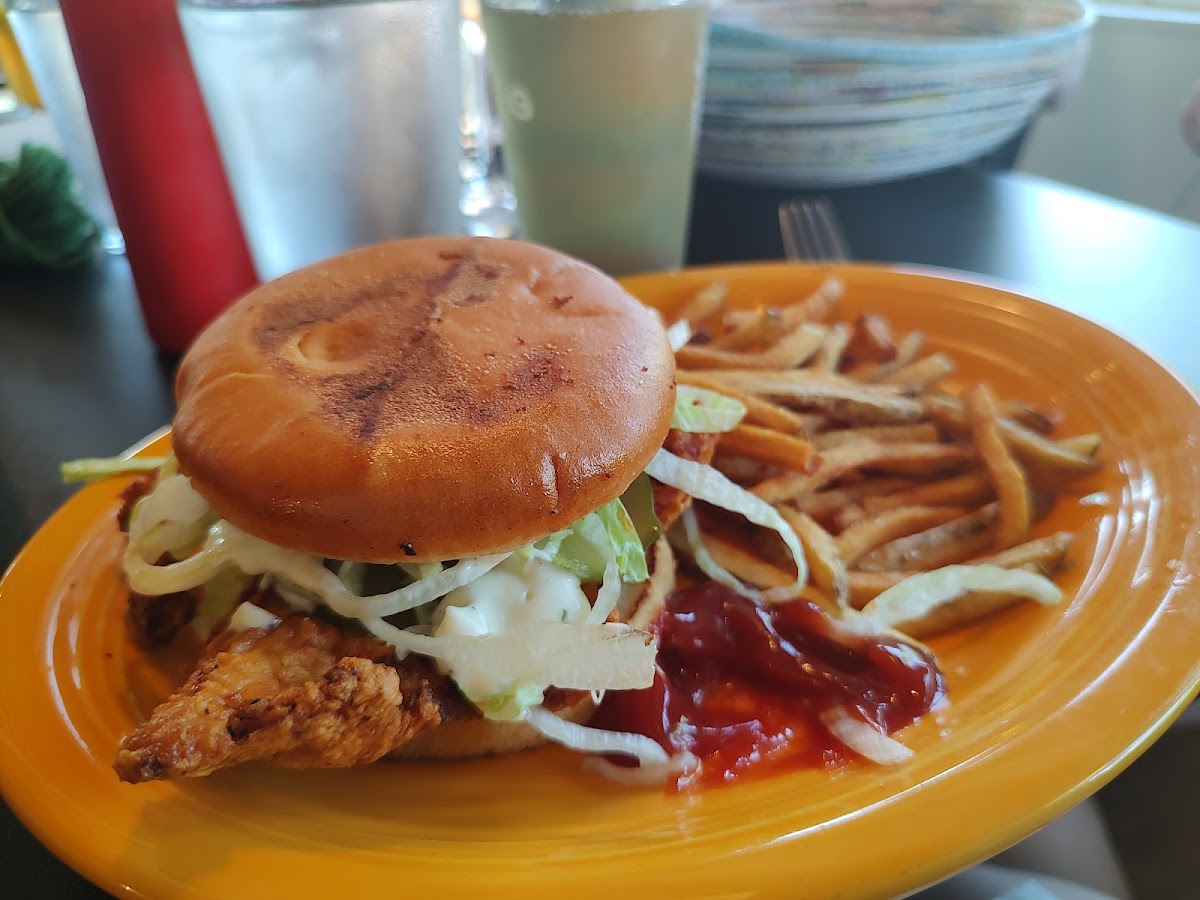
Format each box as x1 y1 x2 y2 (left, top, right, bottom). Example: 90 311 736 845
481 0 709 275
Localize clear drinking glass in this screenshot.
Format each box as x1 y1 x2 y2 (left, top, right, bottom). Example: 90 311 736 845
177 0 464 281
459 0 516 238
480 0 709 276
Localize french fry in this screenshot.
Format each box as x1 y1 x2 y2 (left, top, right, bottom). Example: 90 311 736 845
924 393 1100 482
854 504 999 572
846 312 896 363
691 370 924 425
996 401 1058 435
779 507 848 606
830 504 868 531
851 331 924 382
1004 424 1099 470
669 277 1102 648
718 423 820 473
850 442 974 477
1059 433 1102 459
974 531 1074 576
712 453 784 485
847 538 1072 611
709 307 786 351
810 321 853 373
783 275 843 326
754 440 969 503
796 413 835 434
671 280 727 330
722 277 844 332
963 384 1030 549
753 439 886 503
813 423 939 450
675 323 826 371
797 477 915 520
861 471 994 514
836 505 971 566
879 352 956 391
847 571 910 609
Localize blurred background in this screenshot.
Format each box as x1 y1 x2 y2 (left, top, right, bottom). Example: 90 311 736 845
1019 1 1200 223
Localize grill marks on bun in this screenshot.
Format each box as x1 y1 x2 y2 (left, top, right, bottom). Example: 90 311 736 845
172 237 676 564
254 256 571 441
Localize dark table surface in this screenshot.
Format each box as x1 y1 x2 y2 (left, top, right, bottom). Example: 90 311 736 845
3 163 1200 898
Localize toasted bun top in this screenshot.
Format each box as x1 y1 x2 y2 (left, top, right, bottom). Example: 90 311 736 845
172 237 675 563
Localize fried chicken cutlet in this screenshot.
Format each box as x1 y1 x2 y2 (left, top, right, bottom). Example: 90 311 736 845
115 599 475 782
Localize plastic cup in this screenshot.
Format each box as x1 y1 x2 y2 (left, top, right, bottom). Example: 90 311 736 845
481 0 709 276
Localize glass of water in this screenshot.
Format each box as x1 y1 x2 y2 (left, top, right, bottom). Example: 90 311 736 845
177 0 464 281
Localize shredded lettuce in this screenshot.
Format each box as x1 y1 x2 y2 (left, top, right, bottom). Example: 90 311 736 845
861 564 1063 633
362 617 656 697
128 473 214 562
546 498 649 585
820 706 914 765
61 455 170 484
400 561 444 581
466 680 547 720
620 472 662 549
665 318 691 352
645 449 809 603
336 560 367 595
585 561 622 625
523 705 673 770
191 568 253 639
671 385 746 433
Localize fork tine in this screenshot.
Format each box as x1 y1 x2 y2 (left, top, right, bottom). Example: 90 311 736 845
778 198 851 262
779 202 804 261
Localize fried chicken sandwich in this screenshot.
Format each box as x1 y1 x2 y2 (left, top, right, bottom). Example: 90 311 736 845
107 236 787 783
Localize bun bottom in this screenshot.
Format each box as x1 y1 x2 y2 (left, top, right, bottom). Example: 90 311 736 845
387 695 597 760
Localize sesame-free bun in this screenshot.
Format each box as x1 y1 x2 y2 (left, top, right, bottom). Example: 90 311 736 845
387 694 596 760
172 237 675 563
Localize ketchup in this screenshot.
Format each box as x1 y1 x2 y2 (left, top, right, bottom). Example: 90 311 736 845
594 583 945 790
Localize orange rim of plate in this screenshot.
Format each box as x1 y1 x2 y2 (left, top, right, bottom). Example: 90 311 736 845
2 263 1199 900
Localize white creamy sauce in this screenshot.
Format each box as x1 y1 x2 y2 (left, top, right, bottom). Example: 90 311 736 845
227 600 282 633
431 556 589 696
434 556 588 637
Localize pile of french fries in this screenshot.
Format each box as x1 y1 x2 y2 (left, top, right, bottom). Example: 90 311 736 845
666 277 1102 639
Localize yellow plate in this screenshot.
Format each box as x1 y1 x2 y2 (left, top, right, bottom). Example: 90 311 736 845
3 263 1199 900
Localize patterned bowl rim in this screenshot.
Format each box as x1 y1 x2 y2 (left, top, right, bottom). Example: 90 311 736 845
710 0 1097 64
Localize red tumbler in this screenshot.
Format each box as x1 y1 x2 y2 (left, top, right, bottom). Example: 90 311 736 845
58 0 257 354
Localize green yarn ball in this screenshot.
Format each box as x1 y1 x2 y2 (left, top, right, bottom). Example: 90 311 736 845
0 142 100 268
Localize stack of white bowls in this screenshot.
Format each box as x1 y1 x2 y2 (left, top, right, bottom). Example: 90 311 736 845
700 0 1096 187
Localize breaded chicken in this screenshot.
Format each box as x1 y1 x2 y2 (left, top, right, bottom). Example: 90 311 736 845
114 610 471 782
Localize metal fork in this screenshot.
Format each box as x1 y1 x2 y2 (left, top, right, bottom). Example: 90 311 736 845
778 197 851 262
